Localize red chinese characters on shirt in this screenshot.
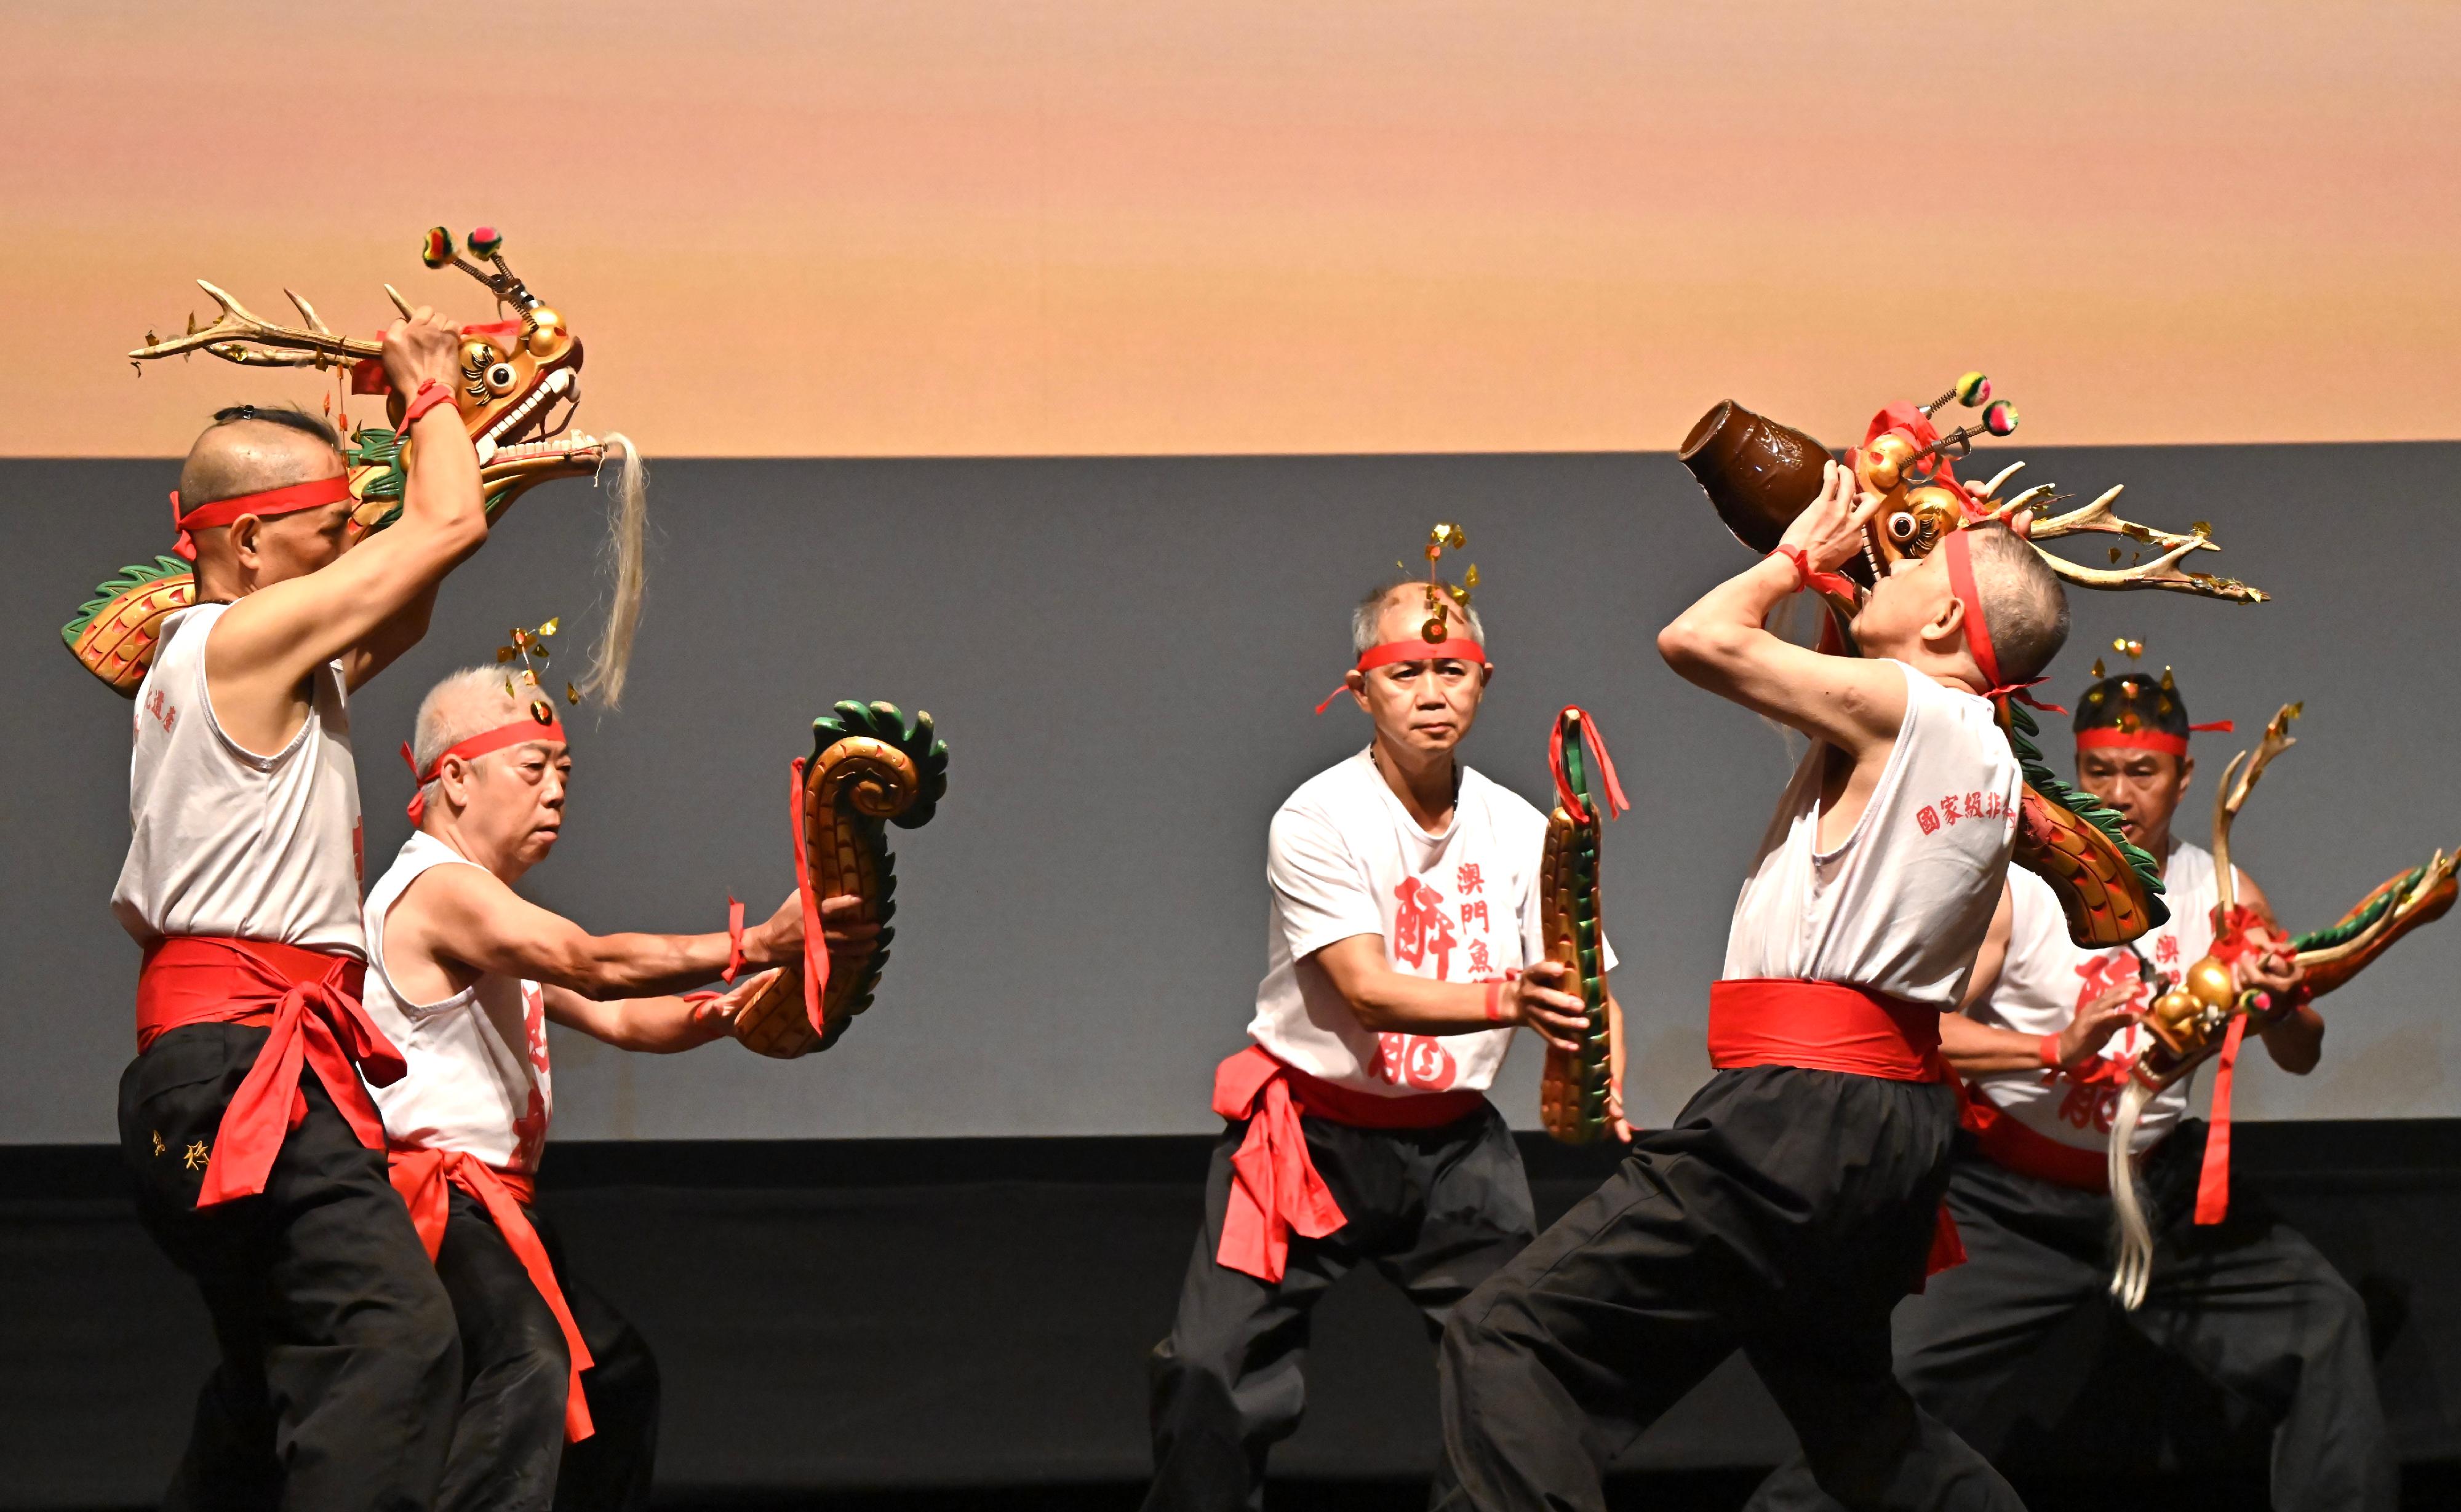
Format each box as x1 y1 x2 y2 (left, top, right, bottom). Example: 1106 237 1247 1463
509 982 552 1169
1914 789 2009 837
2055 952 2147 1133
1374 1032 1460 1091
1392 877 1459 980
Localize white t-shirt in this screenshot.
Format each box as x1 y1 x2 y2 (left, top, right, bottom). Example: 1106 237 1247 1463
111 603 365 956
1248 749 1611 1097
1722 661 2022 1007
359 833 552 1173
1967 842 2227 1155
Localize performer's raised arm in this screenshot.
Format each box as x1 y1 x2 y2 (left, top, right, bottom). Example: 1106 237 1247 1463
1657 460 1904 756
194 308 487 751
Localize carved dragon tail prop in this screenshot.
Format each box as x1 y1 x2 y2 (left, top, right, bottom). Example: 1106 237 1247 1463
735 702 951 1060
2103 707 2459 1308
2004 700 2169 945
1538 708 1629 1144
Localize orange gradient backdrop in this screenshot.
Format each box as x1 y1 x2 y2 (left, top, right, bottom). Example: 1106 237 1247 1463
6 1 2458 457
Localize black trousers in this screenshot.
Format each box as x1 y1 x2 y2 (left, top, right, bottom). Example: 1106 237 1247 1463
118 1023 463 1512
429 1186 660 1512
1145 1099 1537 1512
1741 1123 2396 1512
1433 1066 2022 1512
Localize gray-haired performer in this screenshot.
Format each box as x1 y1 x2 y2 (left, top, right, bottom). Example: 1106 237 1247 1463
1143 558 1621 1512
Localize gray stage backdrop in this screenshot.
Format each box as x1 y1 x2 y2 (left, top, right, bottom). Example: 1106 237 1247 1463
5 444 2456 1142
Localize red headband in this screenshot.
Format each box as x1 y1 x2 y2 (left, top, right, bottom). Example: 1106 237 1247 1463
2074 721 2235 758
168 474 354 562
399 718 570 825
1314 637 1491 715
1940 530 2064 714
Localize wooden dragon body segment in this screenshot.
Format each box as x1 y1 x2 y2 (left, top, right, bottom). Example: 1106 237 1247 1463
1677 380 2262 950
1538 709 1623 1144
2104 704 2458 1308
68 226 645 701
735 702 951 1060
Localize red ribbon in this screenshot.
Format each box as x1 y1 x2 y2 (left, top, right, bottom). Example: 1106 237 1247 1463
388 1147 595 1441
135 937 404 1208
1546 706 1630 826
788 758 831 1041
2193 1014 2248 1225
400 718 570 826
1208 1046 1486 1283
1315 637 1491 715
1768 544 1858 604
1940 530 2067 714
168 474 354 562
2075 721 2234 758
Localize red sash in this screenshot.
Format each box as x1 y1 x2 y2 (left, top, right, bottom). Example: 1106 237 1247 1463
388 1146 595 1442
1705 979 1964 1275
1210 1044 1487 1284
1960 1093 2112 1192
135 936 402 1208
1707 979 1944 1081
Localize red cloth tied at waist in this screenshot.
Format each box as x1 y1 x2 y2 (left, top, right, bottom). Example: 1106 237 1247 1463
388 1146 595 1441
1708 979 1945 1081
1210 1044 1486 1284
1707 979 1965 1275
135 936 401 1209
1960 1092 2113 1192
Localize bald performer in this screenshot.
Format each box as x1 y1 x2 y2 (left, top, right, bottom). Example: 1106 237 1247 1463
112 311 492 1510
362 666 850 1512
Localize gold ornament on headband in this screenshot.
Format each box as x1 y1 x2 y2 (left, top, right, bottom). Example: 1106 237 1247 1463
1419 522 1478 643
493 616 576 726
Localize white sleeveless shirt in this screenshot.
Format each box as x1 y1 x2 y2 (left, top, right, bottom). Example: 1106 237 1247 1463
1721 661 2022 1007
111 602 365 956
360 833 552 1172
1967 842 2227 1155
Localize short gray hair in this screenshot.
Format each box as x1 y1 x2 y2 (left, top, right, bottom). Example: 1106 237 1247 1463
1352 576 1486 656
1962 523 2070 683
408 667 528 818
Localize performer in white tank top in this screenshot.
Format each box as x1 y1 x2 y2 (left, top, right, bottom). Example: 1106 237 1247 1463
114 602 365 955
111 343 507 1512
1750 663 2394 1512
1437 461 2073 1512
363 665 863 1508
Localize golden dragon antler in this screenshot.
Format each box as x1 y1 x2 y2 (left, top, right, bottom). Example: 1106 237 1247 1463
130 281 383 370
2208 702 2301 915
1964 465 2265 603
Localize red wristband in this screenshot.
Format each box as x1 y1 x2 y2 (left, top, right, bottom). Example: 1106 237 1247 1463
1484 979 1506 1022
723 895 746 984
1768 544 1814 592
399 380 455 429
2037 1033 2065 1070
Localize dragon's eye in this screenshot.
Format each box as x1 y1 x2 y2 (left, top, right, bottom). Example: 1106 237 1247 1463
1887 513 1919 543
485 362 520 396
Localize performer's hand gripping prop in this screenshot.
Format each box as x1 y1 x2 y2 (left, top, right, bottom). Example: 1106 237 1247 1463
2104 704 2458 1307
1538 709 1629 1144
67 226 648 702
732 703 951 1059
1677 376 2264 949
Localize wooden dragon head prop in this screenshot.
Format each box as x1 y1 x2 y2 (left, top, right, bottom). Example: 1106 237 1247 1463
66 226 647 703
1677 379 2270 951
1678 378 2268 606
